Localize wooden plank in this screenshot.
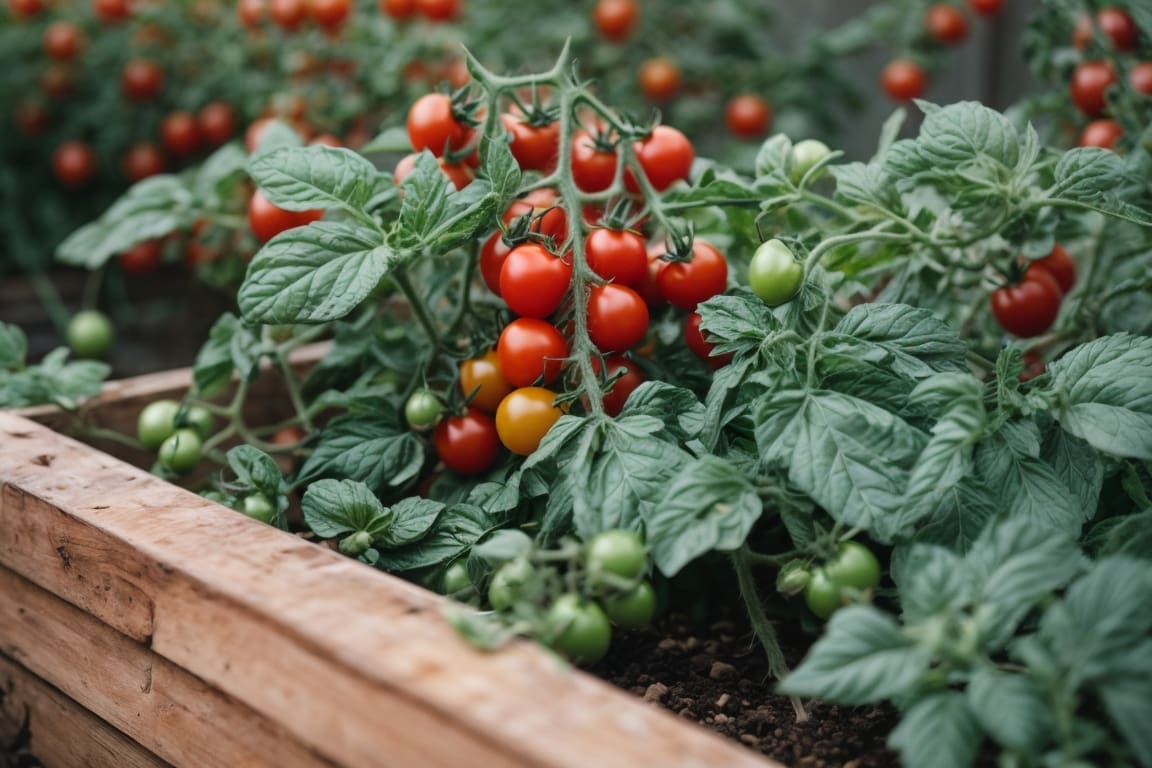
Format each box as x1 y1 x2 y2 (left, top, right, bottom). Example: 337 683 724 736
0 564 335 768
0 653 171 768
0 413 778 768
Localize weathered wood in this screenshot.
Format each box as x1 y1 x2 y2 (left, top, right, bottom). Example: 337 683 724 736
0 564 336 768
0 653 171 768
0 412 779 768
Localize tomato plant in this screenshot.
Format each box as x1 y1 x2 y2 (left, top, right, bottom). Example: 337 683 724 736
625 125 694 193
497 318 568 387
725 94 772 139
52 140 96 187
600 581 656 629
405 389 444 430
157 428 203 474
1070 61 1118 116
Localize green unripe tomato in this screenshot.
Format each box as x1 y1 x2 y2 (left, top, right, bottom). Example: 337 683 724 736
775 560 812 597
241 494 277 523
748 239 804 307
546 594 613 666
157 428 203 474
183 404 216 440
442 561 471 596
600 580 657 630
585 530 647 582
137 399 181 449
405 389 444 430
825 541 882 591
67 309 114 359
804 568 842 620
487 557 536 611
339 530 374 556
788 139 832 184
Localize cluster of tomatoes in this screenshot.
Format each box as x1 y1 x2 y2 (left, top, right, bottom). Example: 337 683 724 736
1067 6 1150 149
389 91 748 475
777 541 883 621
879 0 1005 103
989 243 1077 340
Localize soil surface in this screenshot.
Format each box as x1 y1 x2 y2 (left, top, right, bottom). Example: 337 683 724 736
592 614 900 768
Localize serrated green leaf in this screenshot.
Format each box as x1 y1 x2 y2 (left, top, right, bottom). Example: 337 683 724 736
395 152 497 253
830 161 900 210
238 220 398 323
1039 428 1103 521
378 503 499 572
224 445 285 499
831 303 967 377
193 142 248 201
620 381 707 443
192 313 262 396
302 478 392 538
966 668 1052 753
891 543 971 621
249 145 382 216
643 455 762 576
917 101 1020 170
887 692 982 768
753 133 793 179
907 477 997 553
777 606 929 704
0 323 28 369
1098 675 1152 768
697 290 782 356
296 415 424 492
378 497 443 547
1096 511 1152 559
974 421 1081 534
1045 334 1152 460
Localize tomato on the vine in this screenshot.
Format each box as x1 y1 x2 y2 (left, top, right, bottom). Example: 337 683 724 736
52 140 97 187
197 101 237 147
585 228 647 287
749 239 804 307
724 94 772 139
684 312 733 369
158 428 203 474
547 594 612 665
405 389 444 430
625 125 694 193
1073 7 1138 51
183 405 215 440
570 130 618 193
94 0 131 22
1131 62 1152 95
121 59 164 102
586 284 649 353
487 557 534 610
1031 244 1076 294
459 348 513 413
990 265 1064 338
499 243 572 319
309 0 351 29
593 356 645 417
119 240 163 275
43 21 84 61
881 59 926 101
161 111 201 157
479 232 512 296
925 3 967 45
248 189 324 242
495 386 564 456
600 581 656 630
270 0 307 29
804 541 882 620
1070 61 1117 116
416 0 459 21
497 318 568 387
380 0 416 19
586 530 646 581
67 310 114 359
501 111 559 172
502 188 567 245
137 400 181 449
966 0 1001 16
656 239 727 310
638 57 680 102
592 0 638 42
121 142 166 182
433 407 500 475
407 93 472 156
789 139 832 184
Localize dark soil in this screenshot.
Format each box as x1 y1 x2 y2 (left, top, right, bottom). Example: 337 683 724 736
592 614 900 768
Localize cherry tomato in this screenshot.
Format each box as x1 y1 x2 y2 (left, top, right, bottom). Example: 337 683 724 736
158 428 203 474
393 152 473 189
966 0 1001 16
501 112 559 172
248 189 324 242
593 355 645 417
587 284 649 353
94 0 131 22
161 111 201 157
497 318 568 387
121 142 166 182
625 125 694 193
380 0 416 19
433 407 500 475
803 569 841 620
52 140 97 187
638 57 681 102
441 561 471 596
197 101 237 147
804 541 882 619
242 494 277 523
1130 62 1152 95
119 240 163 275
44 21 85 61
881 59 926 101
600 580 656 629
635 244 670 307
121 59 164 102
789 139 832 184
586 529 646 580
309 0 351 29
570 130 618 193
725 94 772 139
479 231 512 296
270 0 307 29
1031 243 1076 294
488 557 535 610
684 312 733 369
183 405 215 440
585 228 648 287
592 0 638 41
137 399 180 449
459 348 513 413
749 239 804 307
245 116 282 152
8 0 43 15
1073 7 1139 51
407 93 472 156
237 0 265 25
495 386 564 455
925 3 968 44
500 244 572 318
990 265 1064 338
502 188 568 245
405 389 444 430
1070 61 1117 116
416 0 459 21
656 239 728 310
1078 119 1122 149
67 310 114 359
547 594 612 665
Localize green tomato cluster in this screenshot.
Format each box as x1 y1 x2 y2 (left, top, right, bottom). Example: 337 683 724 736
137 398 215 474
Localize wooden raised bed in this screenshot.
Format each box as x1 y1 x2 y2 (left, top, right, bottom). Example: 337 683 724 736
0 357 780 768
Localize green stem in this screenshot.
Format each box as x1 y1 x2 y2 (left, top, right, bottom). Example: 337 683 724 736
393 268 442 348
446 238 480 338
274 351 314 432
730 546 792 681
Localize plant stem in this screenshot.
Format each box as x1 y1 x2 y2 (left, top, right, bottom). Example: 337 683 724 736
393 268 442 348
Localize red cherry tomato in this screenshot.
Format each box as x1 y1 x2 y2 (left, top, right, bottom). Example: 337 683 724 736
638 57 681 102
161 111 201 157
121 59 164 101
656 240 728 310
248 189 324 242
416 0 459 21
592 356 645 416
571 130 619 193
270 0 308 30
625 125 694 193
881 59 926 101
499 243 573 319
501 112 560 172
585 228 648 287
407 93 472 156
925 3 968 44
434 408 500 475
684 312 733 369
94 0 131 22
52 140 97 187
1079 119 1123 149
44 21 85 61
1031 244 1076 294
197 101 237 147
990 266 1064 338
118 240 163 275
502 188 568 245
592 0 638 42
1073 7 1139 51
966 0 1002 16
479 231 512 296
380 0 416 19
1070 61 1118 116
725 94 772 139
586 284 649 353
309 0 351 30
121 142 167 181
497 318 568 387
1129 62 1152 95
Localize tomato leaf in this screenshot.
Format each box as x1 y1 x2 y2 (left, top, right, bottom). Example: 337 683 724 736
965 669 1052 754
377 503 502 572
378 497 444 547
296 414 424 492
223 444 285 500
903 477 997 553
192 313 262 396
0 347 109 408
1043 333 1152 460
643 455 762 576
830 303 967 376
192 142 249 201
1039 428 1104 519
239 221 400 323
1047 148 1152 227
697 290 782 356
620 381 707 443
916 100 1021 172
302 478 393 538
249 145 385 222
890 543 971 622
776 605 930 704
886 692 982 768
0 322 27 370
830 161 901 210
393 152 499 254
